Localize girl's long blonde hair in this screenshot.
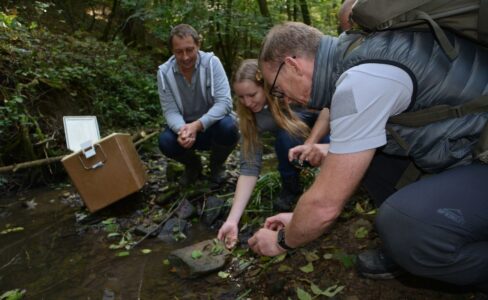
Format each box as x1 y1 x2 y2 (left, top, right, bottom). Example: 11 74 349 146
233 59 310 159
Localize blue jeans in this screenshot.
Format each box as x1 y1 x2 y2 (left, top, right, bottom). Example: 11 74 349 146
158 115 239 159
274 110 330 179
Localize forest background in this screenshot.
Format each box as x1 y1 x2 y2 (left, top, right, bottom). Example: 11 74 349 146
0 0 342 193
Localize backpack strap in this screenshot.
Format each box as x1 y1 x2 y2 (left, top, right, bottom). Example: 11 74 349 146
474 122 488 163
388 95 488 127
395 162 424 189
414 10 459 60
387 95 488 169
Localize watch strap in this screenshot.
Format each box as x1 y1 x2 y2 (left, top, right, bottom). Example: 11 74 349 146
277 228 294 251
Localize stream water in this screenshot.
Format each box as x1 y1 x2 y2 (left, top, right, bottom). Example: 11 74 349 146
0 185 240 299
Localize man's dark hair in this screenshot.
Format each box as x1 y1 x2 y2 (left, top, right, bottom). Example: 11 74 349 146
169 24 201 49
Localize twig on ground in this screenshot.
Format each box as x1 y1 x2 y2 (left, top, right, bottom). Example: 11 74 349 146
129 198 181 250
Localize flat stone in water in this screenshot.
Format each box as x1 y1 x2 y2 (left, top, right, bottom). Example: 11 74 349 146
168 239 230 278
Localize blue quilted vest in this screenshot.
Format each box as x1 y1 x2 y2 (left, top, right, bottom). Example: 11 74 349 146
310 30 488 173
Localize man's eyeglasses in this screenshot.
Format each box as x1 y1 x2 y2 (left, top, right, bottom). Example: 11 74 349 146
269 56 296 99
269 61 286 99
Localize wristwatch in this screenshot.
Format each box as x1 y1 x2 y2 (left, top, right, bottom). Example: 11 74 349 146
277 228 295 251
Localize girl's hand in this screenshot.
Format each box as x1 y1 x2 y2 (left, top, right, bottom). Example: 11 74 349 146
217 221 239 249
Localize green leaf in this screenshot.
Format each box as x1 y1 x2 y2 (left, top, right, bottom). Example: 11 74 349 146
217 271 230 279
102 218 117 225
162 259 170 265
141 249 151 254
323 284 345 297
0 227 24 235
354 226 369 239
116 251 130 257
296 287 312 300
323 253 333 260
339 254 356 269
191 250 203 260
301 250 320 262
210 240 225 256
310 283 324 295
354 202 365 213
278 264 293 272
366 209 377 215
299 262 314 273
0 288 26 300
272 252 287 263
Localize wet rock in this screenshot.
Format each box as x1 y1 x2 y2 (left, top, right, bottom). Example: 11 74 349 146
157 217 189 242
202 196 225 226
133 224 160 237
175 198 196 219
102 288 115 300
238 226 254 248
168 239 230 278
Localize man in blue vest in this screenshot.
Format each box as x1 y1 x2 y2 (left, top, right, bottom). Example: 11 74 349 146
247 21 488 292
156 24 239 186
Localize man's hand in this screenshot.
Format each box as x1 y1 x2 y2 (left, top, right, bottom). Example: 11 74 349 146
248 228 286 256
264 213 293 231
289 144 329 167
177 121 203 148
177 133 195 149
217 220 239 249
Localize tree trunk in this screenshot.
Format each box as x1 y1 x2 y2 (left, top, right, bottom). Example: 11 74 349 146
256 0 271 18
102 0 119 41
299 0 311 25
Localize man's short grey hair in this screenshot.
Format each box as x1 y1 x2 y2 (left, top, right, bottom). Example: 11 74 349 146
169 24 201 49
259 22 322 69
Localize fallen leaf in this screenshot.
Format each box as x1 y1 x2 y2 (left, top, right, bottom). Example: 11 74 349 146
299 262 314 273
116 251 130 257
191 250 203 259
301 250 320 262
323 253 333 260
323 284 345 297
278 264 293 272
24 199 38 210
296 287 312 300
354 226 369 239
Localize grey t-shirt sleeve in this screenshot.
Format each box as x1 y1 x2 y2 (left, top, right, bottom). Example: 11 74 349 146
239 141 263 177
328 63 413 154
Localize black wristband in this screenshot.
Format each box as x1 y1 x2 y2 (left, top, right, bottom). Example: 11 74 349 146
277 228 295 251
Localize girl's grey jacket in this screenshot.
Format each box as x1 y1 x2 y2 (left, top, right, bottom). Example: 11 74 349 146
156 51 233 133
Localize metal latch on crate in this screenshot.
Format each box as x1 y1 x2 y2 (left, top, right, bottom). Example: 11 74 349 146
78 141 107 170
80 140 96 158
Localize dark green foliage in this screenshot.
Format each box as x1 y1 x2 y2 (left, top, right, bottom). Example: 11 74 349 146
0 13 161 166
0 0 342 189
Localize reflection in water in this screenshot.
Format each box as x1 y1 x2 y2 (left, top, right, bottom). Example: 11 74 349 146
0 187 240 299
